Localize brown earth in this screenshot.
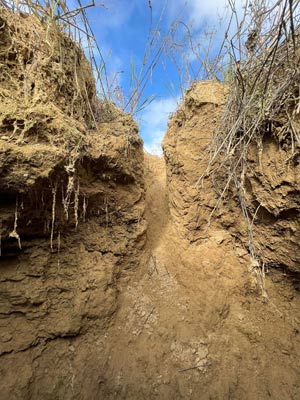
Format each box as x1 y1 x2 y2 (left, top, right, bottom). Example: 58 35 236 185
2 152 300 399
80 154 300 400
2 9 300 400
163 80 300 273
0 10 146 397
163 81 228 243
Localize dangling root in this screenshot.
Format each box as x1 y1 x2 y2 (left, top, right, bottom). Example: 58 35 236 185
82 195 87 223
249 257 268 301
74 180 80 228
63 175 75 220
63 159 77 220
57 231 61 268
50 184 57 251
9 197 22 250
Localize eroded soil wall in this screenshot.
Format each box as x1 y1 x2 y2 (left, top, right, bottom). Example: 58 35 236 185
0 9 146 398
163 80 300 273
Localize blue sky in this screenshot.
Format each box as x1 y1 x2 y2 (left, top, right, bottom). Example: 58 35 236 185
80 0 243 154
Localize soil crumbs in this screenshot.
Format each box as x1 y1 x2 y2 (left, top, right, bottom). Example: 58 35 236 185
92 155 300 400
2 154 300 400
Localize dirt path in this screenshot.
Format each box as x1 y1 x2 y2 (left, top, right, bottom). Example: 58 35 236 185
2 154 300 400
91 154 300 400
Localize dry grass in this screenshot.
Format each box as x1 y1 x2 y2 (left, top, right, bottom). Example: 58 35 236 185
208 0 300 173
203 0 300 295
0 0 164 116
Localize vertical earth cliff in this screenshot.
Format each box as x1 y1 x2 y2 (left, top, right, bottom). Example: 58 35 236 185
163 80 300 274
163 81 228 243
0 9 146 398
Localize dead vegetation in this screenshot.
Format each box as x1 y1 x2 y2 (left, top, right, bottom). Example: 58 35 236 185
0 10 146 398
0 5 93 251
196 0 300 290
211 0 300 176
0 4 143 256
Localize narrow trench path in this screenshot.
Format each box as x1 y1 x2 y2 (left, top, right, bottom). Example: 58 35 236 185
95 154 300 400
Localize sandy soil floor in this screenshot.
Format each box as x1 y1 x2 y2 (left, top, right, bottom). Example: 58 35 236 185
93 154 300 400
1 154 300 400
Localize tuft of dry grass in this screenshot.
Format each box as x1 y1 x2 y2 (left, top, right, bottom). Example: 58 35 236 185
202 0 300 296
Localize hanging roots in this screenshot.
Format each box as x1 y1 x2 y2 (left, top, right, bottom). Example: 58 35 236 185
82 195 87 223
63 175 75 220
9 197 22 250
50 184 57 251
74 180 80 228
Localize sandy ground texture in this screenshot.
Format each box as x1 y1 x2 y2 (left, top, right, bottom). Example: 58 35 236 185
1 9 300 399
89 154 300 400
1 154 300 400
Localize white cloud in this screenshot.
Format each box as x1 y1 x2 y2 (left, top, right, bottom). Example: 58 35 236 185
167 0 244 30
144 129 165 155
187 0 229 21
139 96 179 156
90 0 138 37
140 97 178 127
